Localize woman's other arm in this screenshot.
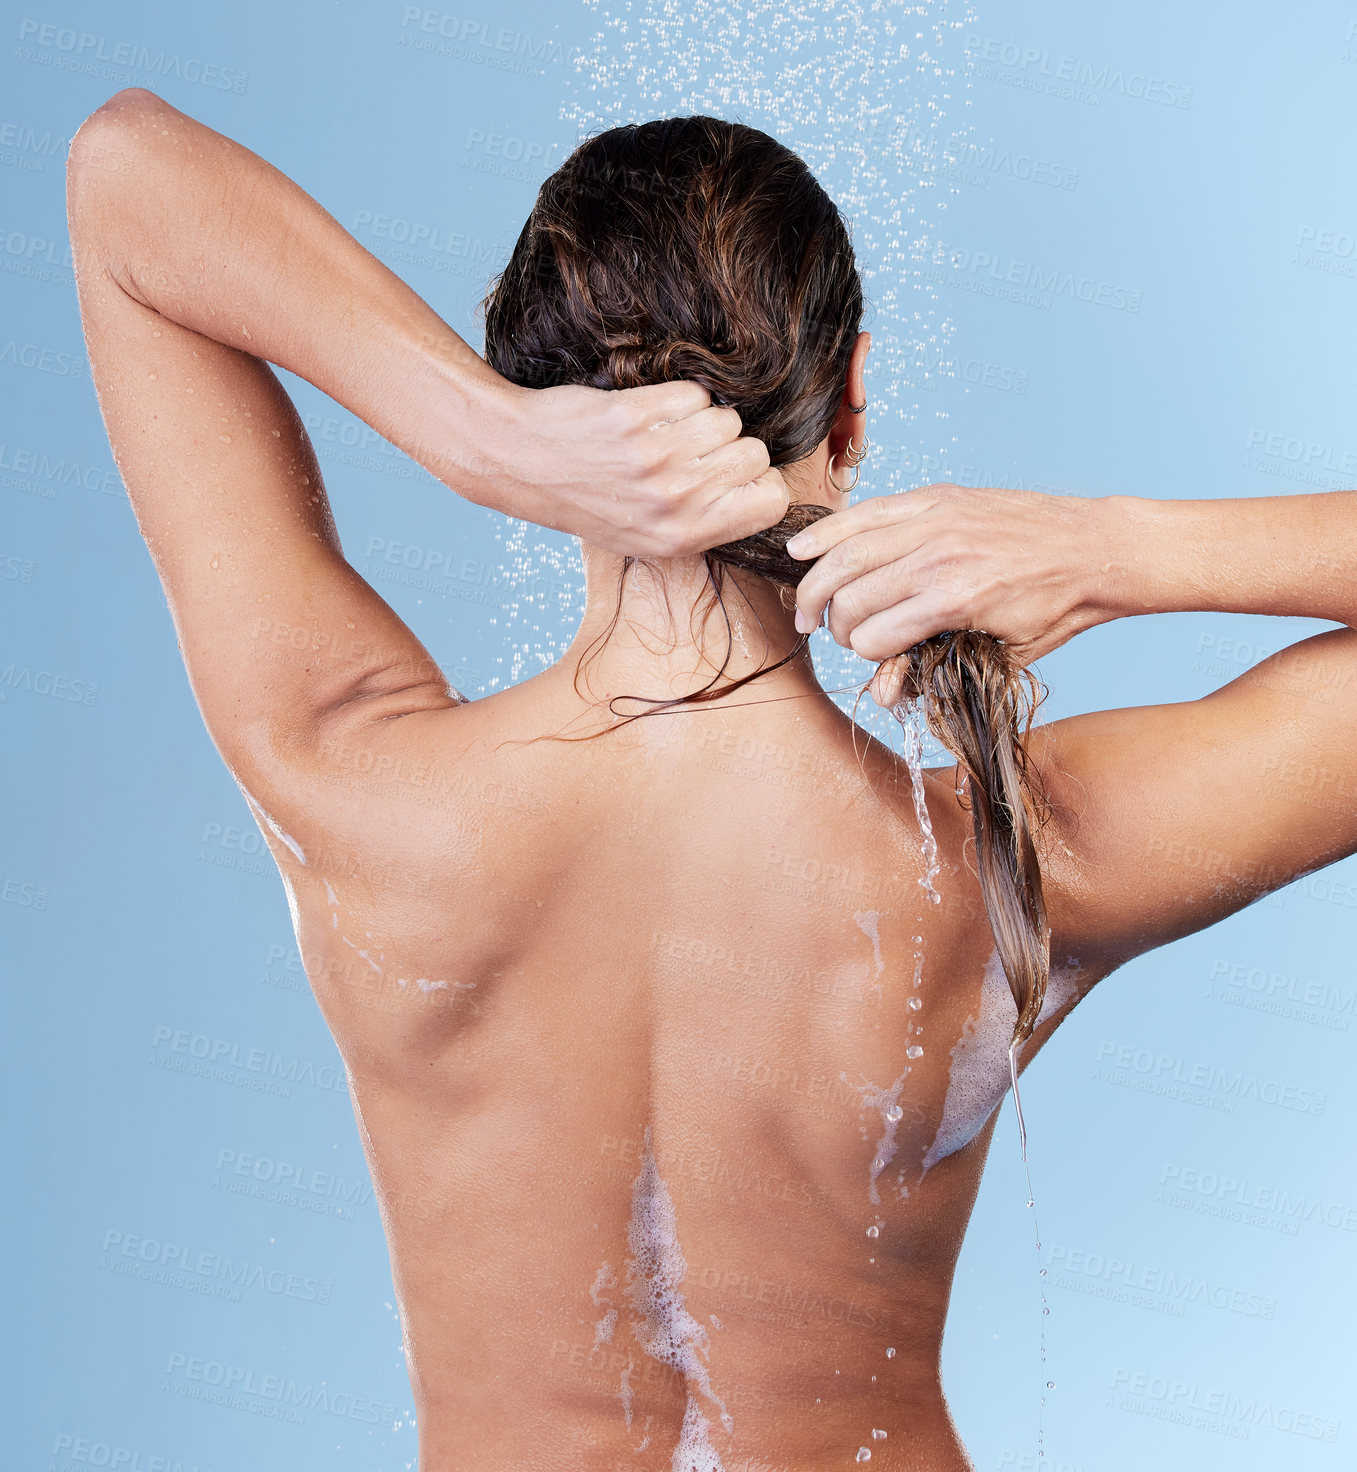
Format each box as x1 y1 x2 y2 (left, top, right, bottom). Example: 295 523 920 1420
785 485 1357 970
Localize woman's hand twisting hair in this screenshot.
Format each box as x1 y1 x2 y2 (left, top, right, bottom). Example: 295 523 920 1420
493 380 790 558
785 482 1125 703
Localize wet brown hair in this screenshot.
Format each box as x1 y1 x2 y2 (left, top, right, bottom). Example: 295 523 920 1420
894 638 1050 1049
481 116 1049 1047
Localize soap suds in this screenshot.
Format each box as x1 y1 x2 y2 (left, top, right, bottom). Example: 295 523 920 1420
623 1128 732 1469
339 934 384 976
854 910 885 978
238 784 307 865
921 952 1083 1173
590 1261 619 1349
844 1070 911 1206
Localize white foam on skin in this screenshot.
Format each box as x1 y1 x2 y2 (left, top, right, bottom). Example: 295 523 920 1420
590 1261 619 1349
237 783 307 866
339 934 384 976
261 809 306 865
619 1360 635 1428
921 951 1082 1174
623 1127 733 1470
843 1069 910 1206
853 911 884 978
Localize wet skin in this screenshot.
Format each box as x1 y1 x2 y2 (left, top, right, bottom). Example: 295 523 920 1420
67 88 1357 1471
288 679 1028 1471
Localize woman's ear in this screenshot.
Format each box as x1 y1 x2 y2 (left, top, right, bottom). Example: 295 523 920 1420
825 330 872 485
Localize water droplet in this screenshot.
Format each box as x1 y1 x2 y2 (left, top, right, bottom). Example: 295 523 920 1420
866 1224 879 1239
856 1450 871 1463
885 1347 896 1358
872 1428 888 1440
1026 1198 1035 1208
885 1104 904 1122
1042 1307 1050 1316
1039 1268 1048 1277
907 997 922 1010
906 1045 923 1059
1046 1381 1056 1389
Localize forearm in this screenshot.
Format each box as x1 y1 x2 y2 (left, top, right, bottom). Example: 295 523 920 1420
1097 491 1357 630
68 88 509 508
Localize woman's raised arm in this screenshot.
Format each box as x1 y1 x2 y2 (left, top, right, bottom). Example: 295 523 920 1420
787 484 1357 970
69 87 786 554
67 86 788 825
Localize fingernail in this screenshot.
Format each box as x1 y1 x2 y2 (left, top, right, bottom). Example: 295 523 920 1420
794 609 810 634
785 535 808 557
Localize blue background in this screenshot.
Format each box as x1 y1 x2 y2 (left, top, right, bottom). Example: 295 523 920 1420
2 1 1355 1468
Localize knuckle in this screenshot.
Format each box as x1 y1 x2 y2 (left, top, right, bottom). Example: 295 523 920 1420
830 584 864 624
646 477 682 517
923 538 963 576
832 538 870 578
938 594 968 628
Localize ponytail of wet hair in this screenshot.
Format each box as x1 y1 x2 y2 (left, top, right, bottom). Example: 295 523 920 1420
480 115 1049 1046
894 634 1050 1050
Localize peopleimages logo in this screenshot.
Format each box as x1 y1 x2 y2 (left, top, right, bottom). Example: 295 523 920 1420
164 1352 397 1427
149 1024 348 1096
50 1433 214 1472
923 242 1142 312
1093 1040 1326 1115
213 1147 373 1211
965 35 1192 109
15 19 248 93
1109 1369 1340 1442
397 7 582 67
1158 1162 1357 1232
99 1228 333 1304
1045 1243 1276 1318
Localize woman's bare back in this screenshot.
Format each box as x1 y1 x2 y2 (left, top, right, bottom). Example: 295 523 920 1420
273 671 1097 1472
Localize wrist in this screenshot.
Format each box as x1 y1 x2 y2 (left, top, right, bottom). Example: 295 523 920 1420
1084 494 1196 624
416 339 522 511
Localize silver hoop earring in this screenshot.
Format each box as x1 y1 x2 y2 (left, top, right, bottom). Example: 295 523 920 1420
828 459 860 494
844 433 870 466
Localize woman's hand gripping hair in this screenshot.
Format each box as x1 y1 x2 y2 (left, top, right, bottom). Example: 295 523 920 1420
491 382 791 559
784 482 1124 706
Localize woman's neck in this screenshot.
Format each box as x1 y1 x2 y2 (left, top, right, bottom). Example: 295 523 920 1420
559 543 827 713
